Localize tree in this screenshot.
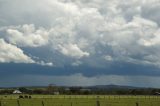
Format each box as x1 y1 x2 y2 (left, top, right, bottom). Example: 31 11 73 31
46 84 59 94
18 87 32 94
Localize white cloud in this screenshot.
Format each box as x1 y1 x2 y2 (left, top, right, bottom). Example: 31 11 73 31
0 38 53 66
72 60 82 66
37 61 53 67
104 55 113 61
58 44 89 59
0 39 34 63
141 0 160 25
0 0 160 67
6 24 48 47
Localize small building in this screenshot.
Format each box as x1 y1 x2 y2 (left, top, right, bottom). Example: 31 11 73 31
65 88 70 91
155 92 160 95
54 91 60 95
13 90 22 94
80 89 91 92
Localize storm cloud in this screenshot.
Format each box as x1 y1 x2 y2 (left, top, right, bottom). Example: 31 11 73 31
0 0 160 87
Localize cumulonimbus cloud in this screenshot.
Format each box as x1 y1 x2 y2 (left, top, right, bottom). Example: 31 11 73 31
0 0 160 67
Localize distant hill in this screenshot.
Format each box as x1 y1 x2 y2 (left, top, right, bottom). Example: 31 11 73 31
85 84 144 90
0 84 153 90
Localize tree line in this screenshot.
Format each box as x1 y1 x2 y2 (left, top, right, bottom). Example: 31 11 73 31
0 85 160 95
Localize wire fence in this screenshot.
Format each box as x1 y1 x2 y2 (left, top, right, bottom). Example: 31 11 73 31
0 95 160 106
0 99 160 106
0 95 160 99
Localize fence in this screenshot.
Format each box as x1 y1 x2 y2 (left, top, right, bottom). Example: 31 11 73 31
0 99 160 106
0 95 160 99
0 95 160 106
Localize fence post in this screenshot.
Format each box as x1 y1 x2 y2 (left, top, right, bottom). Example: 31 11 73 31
17 100 20 106
70 102 72 106
42 101 45 106
0 101 1 106
136 102 139 106
96 101 100 106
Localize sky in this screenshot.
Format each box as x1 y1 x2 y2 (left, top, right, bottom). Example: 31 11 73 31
0 0 160 87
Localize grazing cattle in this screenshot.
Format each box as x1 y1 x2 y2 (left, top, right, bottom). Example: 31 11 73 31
29 95 32 99
19 95 24 99
24 95 28 99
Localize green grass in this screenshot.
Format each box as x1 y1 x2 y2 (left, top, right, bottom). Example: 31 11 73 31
0 95 160 106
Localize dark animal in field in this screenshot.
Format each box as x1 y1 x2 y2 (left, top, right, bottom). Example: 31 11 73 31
29 95 32 99
24 95 28 98
19 95 24 99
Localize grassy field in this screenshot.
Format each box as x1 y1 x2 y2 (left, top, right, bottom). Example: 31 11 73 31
0 95 160 106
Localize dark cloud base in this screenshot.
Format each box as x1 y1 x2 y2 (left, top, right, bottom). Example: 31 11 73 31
0 63 160 77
